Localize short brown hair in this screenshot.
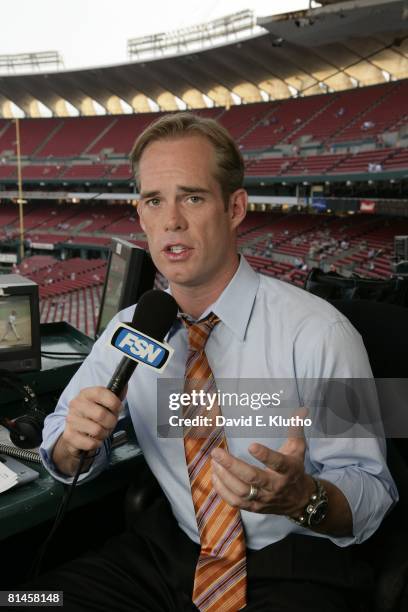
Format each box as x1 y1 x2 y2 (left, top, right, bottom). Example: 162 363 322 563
130 111 244 207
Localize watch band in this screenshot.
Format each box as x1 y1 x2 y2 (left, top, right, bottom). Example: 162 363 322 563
289 477 329 528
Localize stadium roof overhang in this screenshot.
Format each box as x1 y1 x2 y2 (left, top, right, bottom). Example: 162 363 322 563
0 0 407 118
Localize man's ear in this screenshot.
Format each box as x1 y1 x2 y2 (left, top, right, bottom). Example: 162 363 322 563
229 189 248 231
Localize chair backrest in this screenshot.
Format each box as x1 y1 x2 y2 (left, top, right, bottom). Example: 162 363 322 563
330 300 408 378
331 299 408 612
331 298 408 462
306 269 408 306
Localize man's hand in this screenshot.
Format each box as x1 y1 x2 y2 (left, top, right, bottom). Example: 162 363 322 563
211 409 314 517
52 386 124 476
210 407 353 536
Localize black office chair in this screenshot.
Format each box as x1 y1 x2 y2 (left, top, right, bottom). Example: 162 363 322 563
305 269 408 306
330 300 408 379
330 299 408 612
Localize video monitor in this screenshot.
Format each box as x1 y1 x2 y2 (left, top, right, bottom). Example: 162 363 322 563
0 275 41 372
95 238 156 338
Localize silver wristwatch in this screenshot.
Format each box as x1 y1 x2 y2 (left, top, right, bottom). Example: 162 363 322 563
290 477 329 528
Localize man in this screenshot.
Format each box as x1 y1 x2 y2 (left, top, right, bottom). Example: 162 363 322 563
38 113 396 611
0 310 21 342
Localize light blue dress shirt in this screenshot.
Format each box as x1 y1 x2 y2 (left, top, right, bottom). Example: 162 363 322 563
40 256 398 550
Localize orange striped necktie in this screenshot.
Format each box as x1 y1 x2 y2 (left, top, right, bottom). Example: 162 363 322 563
181 313 247 612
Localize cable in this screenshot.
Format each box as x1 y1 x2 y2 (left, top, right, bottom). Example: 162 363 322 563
28 432 123 577
29 450 88 579
0 444 41 463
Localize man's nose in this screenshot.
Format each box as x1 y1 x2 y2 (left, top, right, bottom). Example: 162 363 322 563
164 201 187 232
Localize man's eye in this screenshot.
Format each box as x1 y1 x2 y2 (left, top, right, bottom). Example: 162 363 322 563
187 196 202 204
146 198 160 206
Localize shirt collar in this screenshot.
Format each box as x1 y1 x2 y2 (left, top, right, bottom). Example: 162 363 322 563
167 256 259 342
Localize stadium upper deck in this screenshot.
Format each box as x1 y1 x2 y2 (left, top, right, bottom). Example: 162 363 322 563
0 78 407 185
0 1 407 117
0 1 406 189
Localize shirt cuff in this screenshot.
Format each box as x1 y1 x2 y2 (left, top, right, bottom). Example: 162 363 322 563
39 428 109 485
318 466 398 547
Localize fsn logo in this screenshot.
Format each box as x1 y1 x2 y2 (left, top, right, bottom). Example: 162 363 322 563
118 332 163 364
109 323 174 372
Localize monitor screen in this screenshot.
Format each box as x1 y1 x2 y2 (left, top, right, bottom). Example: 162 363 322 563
0 274 40 372
95 239 156 338
98 252 127 334
0 295 32 351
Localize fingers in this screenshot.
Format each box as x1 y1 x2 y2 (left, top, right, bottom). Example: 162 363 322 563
212 460 254 499
63 386 122 454
211 450 267 512
248 407 309 471
248 444 290 474
286 407 309 439
66 413 112 441
283 407 308 454
61 429 102 457
211 447 270 489
212 470 257 510
211 444 308 515
77 386 123 416
69 397 118 432
211 407 310 514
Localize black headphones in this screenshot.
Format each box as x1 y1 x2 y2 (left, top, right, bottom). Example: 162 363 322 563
0 370 45 449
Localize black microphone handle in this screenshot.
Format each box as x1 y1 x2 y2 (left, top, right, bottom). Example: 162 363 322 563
107 358 138 397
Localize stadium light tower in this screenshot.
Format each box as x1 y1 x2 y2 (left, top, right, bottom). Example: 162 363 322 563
15 119 25 262
0 51 63 74
127 10 258 60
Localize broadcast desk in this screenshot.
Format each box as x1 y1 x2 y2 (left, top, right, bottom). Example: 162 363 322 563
0 321 144 542
0 441 143 541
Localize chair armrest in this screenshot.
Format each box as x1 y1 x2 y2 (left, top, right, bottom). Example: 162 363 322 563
124 458 163 527
374 528 408 612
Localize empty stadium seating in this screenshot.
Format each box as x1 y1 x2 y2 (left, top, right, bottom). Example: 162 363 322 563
10 207 400 339
383 147 408 169
0 79 406 184
61 164 110 180
1 81 406 338
37 116 114 157
240 96 327 150
331 80 408 143
0 201 139 239
331 148 394 174
87 114 156 156
40 283 103 338
246 147 408 177
287 82 392 144
0 118 61 156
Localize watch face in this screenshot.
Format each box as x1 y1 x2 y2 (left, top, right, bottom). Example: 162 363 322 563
309 500 328 527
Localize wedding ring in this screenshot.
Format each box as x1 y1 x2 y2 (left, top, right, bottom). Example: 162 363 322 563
245 484 259 501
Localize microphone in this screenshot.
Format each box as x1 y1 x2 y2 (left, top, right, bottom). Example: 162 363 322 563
29 290 179 582
107 289 179 397
78 289 178 471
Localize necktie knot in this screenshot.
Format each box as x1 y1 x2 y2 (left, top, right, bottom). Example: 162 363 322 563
181 312 220 352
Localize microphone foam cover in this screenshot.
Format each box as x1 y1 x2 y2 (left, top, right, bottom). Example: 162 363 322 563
131 289 178 341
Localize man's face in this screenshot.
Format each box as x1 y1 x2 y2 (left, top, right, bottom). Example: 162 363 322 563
137 135 246 290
